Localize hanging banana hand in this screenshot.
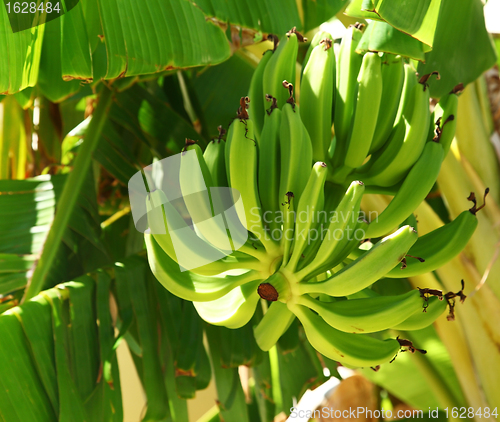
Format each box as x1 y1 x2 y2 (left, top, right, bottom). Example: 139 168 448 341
142 24 474 370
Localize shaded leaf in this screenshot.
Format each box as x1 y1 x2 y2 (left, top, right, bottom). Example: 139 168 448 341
0 312 56 422
302 0 346 32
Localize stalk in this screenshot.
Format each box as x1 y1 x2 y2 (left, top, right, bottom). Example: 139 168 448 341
22 86 114 302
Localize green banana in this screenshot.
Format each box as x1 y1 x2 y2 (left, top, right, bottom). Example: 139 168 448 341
145 233 262 302
363 82 431 187
350 120 405 181
146 189 264 274
301 31 330 81
343 52 383 169
332 25 364 168
350 63 415 180
365 140 444 238
295 225 418 296
300 34 335 163
226 117 280 255
285 161 328 272
258 108 282 233
393 63 418 129
302 218 369 282
279 102 313 206
204 138 228 187
254 301 295 351
393 296 447 330
433 92 458 156
385 209 478 278
180 142 235 253
369 54 405 153
262 32 298 112
147 190 231 271
280 191 295 268
248 49 274 139
288 303 402 367
296 180 365 280
193 279 262 329
295 289 435 333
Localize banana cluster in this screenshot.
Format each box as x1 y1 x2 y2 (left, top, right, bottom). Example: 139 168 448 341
145 25 482 369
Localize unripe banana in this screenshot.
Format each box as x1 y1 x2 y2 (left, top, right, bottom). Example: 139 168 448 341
258 108 282 233
262 33 298 111
248 49 274 139
288 303 402 367
365 140 444 238
146 189 245 275
332 25 364 168
193 279 261 329
363 82 431 187
385 209 478 278
301 31 330 81
226 117 280 255
295 289 433 333
204 138 227 187
296 180 365 280
180 142 235 252
254 301 295 351
392 295 447 330
280 191 295 268
369 54 405 153
343 52 383 169
350 118 405 180
285 162 328 272
300 35 335 163
279 102 313 206
303 218 369 282
295 225 418 296
350 63 416 180
145 233 262 302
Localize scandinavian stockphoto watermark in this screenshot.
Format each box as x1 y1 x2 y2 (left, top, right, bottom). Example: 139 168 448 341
2 0 77 32
248 207 373 244
129 151 373 272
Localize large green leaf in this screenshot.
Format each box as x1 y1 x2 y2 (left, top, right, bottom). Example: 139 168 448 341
417 0 497 98
301 0 346 32
192 52 255 140
0 312 56 421
374 0 442 47
191 0 301 35
356 21 430 61
95 0 230 78
0 5 44 94
2 0 232 96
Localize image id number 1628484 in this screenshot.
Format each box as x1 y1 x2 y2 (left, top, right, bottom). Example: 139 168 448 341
5 2 61 13
444 408 498 419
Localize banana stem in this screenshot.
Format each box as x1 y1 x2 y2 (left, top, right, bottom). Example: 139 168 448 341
22 86 114 303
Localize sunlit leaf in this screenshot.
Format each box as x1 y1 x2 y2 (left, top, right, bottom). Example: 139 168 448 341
374 0 442 47
417 0 497 98
356 21 430 61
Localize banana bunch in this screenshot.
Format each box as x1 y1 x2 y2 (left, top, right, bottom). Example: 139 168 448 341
143 24 478 370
